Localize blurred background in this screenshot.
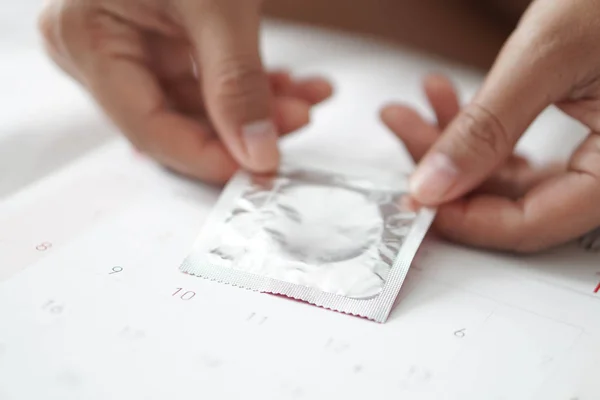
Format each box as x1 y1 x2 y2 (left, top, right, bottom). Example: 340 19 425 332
1 2 116 198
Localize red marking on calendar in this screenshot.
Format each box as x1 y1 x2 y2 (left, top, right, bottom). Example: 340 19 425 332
594 282 600 294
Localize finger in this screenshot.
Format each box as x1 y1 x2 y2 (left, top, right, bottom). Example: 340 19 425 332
107 61 238 182
163 74 205 116
423 74 460 129
163 72 316 140
475 159 564 199
434 131 600 252
164 85 315 139
269 70 293 94
270 73 333 105
410 33 560 206
381 75 459 161
380 104 440 162
273 97 311 135
163 72 331 118
104 62 238 182
381 102 563 200
145 35 204 114
268 71 333 105
158 87 312 144
182 0 278 174
146 34 193 82
68 15 238 183
144 33 327 143
557 99 600 132
142 117 239 183
274 76 334 105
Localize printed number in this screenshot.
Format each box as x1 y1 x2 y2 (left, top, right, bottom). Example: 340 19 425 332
198 353 222 369
36 242 53 252
109 266 123 275
246 312 268 325
172 288 196 300
278 382 305 399
42 300 64 315
120 326 145 340
324 337 350 354
454 329 466 338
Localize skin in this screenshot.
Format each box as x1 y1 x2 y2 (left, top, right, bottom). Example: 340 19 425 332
385 0 600 253
38 0 333 183
39 0 600 252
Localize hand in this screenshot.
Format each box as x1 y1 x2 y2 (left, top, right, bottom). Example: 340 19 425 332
383 72 599 253
382 0 600 253
38 0 332 183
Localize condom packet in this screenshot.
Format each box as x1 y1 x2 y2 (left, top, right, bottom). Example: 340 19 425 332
180 158 435 323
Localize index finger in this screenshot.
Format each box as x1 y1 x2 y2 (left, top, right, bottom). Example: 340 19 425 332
410 30 560 205
104 58 239 182
182 0 277 173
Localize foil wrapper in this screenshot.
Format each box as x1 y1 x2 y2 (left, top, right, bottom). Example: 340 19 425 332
180 161 435 323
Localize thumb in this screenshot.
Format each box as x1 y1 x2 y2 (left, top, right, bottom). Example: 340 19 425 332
183 0 278 173
409 37 559 205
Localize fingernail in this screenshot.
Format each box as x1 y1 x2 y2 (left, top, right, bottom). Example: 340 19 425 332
242 120 279 172
409 153 458 203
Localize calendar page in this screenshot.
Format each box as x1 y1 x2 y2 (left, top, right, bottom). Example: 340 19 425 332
1 134 599 400
1 20 599 400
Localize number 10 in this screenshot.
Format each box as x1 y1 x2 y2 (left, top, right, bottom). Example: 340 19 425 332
173 288 196 300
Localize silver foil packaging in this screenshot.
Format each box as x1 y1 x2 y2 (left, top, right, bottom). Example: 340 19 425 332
180 160 435 323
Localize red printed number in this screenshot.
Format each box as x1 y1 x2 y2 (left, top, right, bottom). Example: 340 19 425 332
36 242 53 252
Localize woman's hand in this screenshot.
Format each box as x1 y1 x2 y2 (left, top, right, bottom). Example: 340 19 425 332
384 72 599 252
383 0 600 252
38 0 332 183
